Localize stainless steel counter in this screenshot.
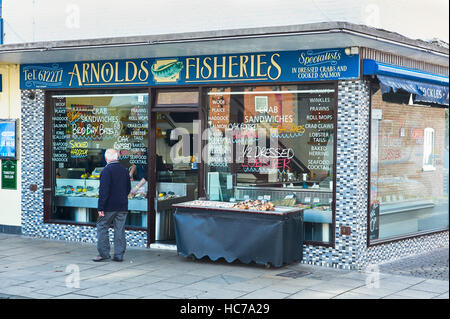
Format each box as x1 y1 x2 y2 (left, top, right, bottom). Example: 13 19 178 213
54 195 190 212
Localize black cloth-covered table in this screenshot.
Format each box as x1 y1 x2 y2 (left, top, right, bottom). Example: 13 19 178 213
173 201 304 267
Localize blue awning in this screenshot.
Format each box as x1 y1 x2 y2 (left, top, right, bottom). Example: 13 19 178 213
377 75 449 105
363 59 449 106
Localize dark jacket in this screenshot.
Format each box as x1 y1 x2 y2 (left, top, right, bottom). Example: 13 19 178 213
98 161 131 212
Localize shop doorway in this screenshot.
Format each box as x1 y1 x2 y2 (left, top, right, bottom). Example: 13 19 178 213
148 89 205 246
152 111 199 244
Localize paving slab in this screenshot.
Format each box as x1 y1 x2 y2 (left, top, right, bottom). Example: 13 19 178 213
196 288 248 299
162 286 205 299
0 278 28 288
347 286 405 298
33 285 85 297
375 274 427 285
407 281 449 294
77 268 116 281
389 288 441 299
143 267 189 278
163 274 207 285
115 284 165 298
382 293 416 299
266 282 309 294
421 278 450 287
76 278 116 289
288 289 336 299
203 274 248 285
143 293 177 299
224 278 275 293
240 288 290 299
141 280 186 291
74 281 144 298
52 293 96 299
432 292 449 299
324 278 367 289
20 278 67 289
332 292 380 299
338 271 372 281
0 285 40 297
305 282 356 295
119 274 167 285
100 293 140 299
12 292 55 299
375 280 417 291
277 277 325 287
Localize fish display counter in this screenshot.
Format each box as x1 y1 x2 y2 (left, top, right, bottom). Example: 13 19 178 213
172 200 304 267
54 179 195 240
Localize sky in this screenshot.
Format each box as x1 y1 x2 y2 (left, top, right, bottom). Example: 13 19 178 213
2 0 449 44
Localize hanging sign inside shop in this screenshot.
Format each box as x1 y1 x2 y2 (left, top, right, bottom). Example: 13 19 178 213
1 159 17 190
20 48 360 89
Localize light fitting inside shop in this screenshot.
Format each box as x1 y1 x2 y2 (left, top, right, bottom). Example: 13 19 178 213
207 89 335 95
52 90 335 98
51 93 149 98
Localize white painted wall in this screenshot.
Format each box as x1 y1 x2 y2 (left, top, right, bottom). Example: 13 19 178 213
0 64 21 227
2 0 449 44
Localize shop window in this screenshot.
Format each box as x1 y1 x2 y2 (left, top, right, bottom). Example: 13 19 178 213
369 87 449 243
204 84 336 244
49 92 149 228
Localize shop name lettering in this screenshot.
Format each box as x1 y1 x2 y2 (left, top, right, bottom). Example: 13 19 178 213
70 54 282 84
68 61 150 86
24 54 283 87
185 53 282 81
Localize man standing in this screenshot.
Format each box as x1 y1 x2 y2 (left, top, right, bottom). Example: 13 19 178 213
93 149 131 262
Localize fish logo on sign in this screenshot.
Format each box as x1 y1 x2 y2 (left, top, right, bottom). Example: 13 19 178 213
151 59 183 83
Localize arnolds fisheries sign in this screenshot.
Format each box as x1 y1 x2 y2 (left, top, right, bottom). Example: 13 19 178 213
20 48 359 89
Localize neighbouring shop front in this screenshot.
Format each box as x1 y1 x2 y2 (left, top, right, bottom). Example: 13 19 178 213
18 43 449 269
363 60 449 245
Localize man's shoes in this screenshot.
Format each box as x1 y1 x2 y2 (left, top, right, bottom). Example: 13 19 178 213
112 256 123 262
92 255 110 262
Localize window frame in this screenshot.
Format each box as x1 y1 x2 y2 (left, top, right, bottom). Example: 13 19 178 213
366 81 449 247
43 87 150 231
202 81 338 248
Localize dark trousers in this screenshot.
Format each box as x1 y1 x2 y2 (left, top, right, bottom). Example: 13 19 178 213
96 211 128 259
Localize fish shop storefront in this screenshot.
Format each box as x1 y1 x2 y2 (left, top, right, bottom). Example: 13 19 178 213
12 26 449 270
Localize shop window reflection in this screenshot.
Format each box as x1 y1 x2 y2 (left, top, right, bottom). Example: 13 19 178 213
50 93 149 228
370 87 449 242
205 84 335 244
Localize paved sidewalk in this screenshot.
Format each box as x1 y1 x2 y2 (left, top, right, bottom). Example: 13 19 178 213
0 233 448 299
378 247 449 281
